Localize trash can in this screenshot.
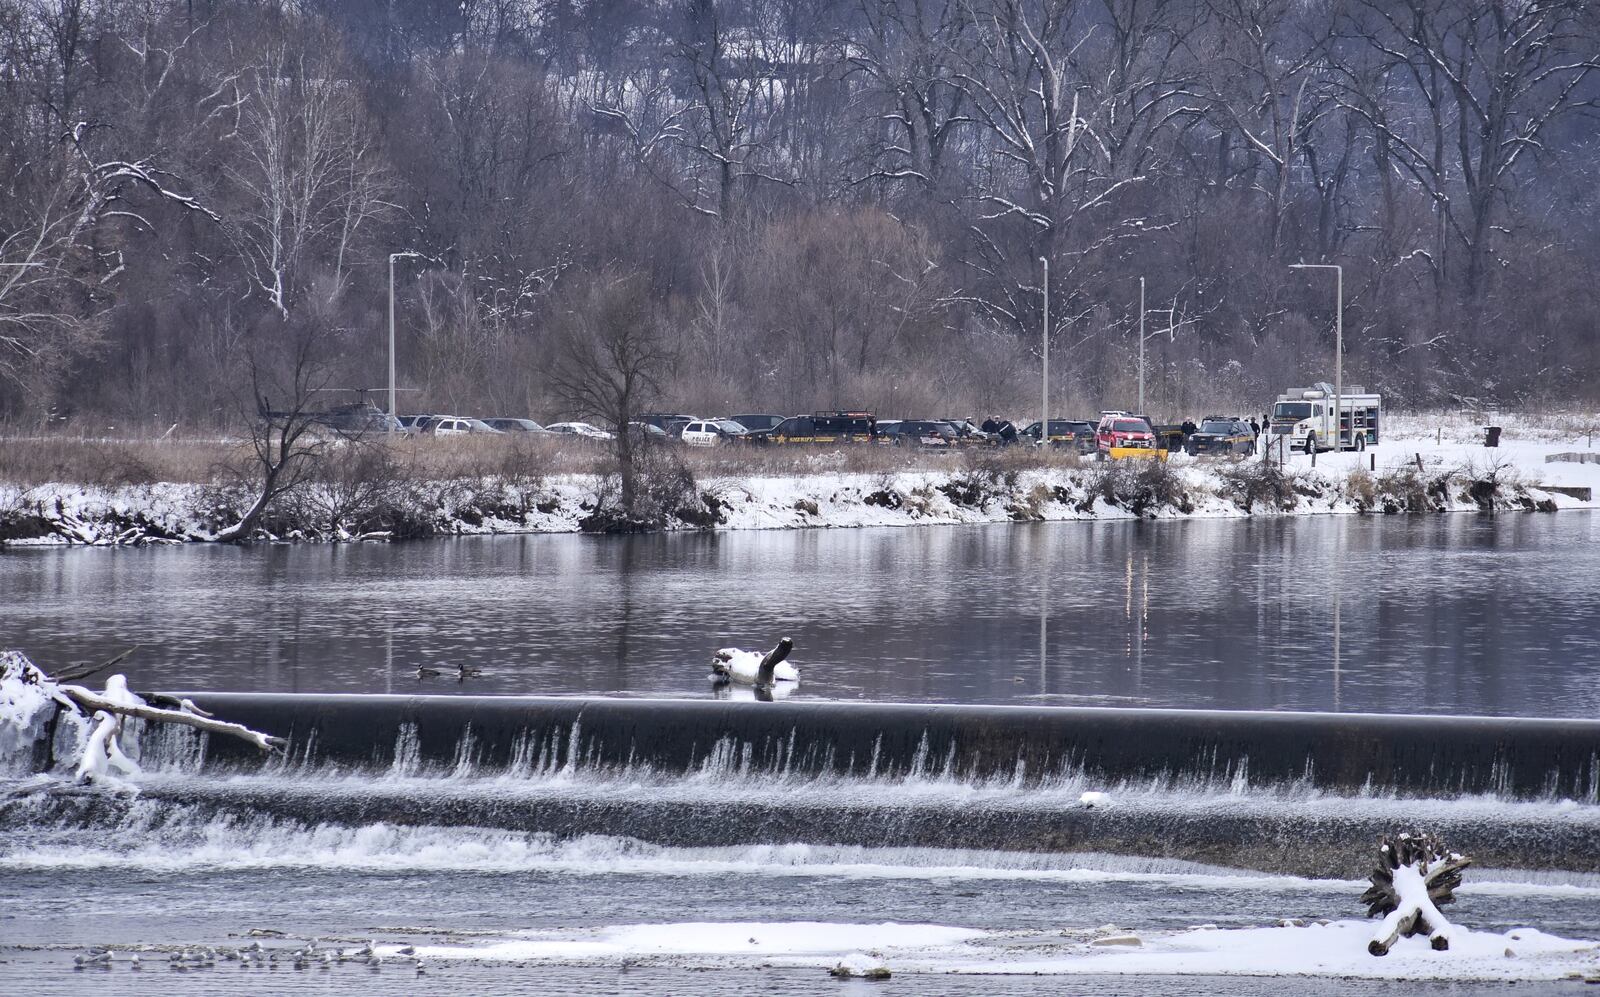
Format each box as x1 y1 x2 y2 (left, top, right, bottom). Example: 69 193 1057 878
1484 426 1502 448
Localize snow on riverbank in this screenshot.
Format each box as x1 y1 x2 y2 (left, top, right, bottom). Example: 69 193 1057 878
2 419 1597 545
384 918 1600 981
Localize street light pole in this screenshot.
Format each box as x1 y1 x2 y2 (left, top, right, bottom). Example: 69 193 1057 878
1040 257 1049 446
388 251 422 432
1289 263 1343 449
1137 276 1146 414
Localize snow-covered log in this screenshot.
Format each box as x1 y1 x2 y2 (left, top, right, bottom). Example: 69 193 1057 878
75 710 142 783
710 638 797 689
56 682 283 752
1 651 284 784
1361 831 1471 955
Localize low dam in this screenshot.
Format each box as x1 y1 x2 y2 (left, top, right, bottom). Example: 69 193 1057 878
9 693 1598 878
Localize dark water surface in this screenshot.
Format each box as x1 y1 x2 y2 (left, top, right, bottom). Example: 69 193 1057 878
3 512 1598 714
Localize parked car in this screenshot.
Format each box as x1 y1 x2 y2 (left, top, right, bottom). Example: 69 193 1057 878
546 421 615 440
728 414 785 433
639 413 697 438
1131 413 1187 452
314 403 402 435
940 419 993 443
485 418 550 434
878 420 957 447
1021 419 1096 452
398 414 432 434
1186 417 1255 456
626 421 673 444
414 415 461 436
1096 413 1157 453
414 415 501 436
681 419 748 446
750 412 874 445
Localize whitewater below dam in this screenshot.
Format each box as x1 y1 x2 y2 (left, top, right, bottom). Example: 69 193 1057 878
5 514 1600 993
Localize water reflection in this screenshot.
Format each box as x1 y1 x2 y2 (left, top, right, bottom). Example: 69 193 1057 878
2 513 1597 715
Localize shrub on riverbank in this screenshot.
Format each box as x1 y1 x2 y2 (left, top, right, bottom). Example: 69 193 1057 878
578 446 725 533
1213 461 1312 513
1089 459 1194 517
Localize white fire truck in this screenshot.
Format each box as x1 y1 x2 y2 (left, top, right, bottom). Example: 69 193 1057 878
1269 382 1381 453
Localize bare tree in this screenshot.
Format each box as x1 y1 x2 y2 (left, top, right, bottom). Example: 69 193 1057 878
212 319 338 542
1340 0 1600 302
218 42 392 316
1190 0 1334 258
548 274 674 515
847 0 975 195
0 120 216 401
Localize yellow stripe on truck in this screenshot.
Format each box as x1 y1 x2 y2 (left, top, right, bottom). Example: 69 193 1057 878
1108 446 1168 461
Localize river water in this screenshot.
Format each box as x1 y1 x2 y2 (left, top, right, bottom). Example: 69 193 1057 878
3 513 1598 714
5 514 1600 993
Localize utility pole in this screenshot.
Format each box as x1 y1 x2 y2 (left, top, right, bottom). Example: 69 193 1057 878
1289 263 1343 449
1137 276 1146 414
1040 257 1049 446
388 251 423 432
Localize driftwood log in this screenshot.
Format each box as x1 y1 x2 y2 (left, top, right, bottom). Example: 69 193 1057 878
710 638 794 687
4 650 284 755
754 638 793 686
57 684 284 751
49 647 139 685
1361 831 1471 956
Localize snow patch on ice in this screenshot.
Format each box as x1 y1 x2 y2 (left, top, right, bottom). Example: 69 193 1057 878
376 917 1600 981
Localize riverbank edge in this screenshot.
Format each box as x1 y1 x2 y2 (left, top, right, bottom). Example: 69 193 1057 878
0 453 1589 547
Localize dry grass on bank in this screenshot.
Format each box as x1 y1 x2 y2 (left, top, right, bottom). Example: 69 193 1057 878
0 432 1094 489
7 406 1597 491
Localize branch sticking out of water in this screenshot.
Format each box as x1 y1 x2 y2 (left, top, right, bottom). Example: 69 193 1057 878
56 683 283 752
1 651 284 771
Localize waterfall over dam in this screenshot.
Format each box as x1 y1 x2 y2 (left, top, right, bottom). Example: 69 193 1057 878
167 693 1600 801
8 693 1600 878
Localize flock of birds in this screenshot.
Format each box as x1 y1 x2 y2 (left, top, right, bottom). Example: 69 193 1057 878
73 940 427 975
415 662 483 681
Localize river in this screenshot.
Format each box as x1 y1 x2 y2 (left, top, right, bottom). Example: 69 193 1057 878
3 513 1598 714
5 514 1600 994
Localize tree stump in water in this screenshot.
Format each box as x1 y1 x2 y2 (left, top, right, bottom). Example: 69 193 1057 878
1361 831 1471 956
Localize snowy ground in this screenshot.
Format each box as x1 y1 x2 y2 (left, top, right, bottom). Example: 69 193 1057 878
372 918 1600 982
2 412 1597 544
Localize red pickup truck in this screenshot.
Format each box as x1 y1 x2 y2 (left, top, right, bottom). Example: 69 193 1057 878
1095 413 1157 453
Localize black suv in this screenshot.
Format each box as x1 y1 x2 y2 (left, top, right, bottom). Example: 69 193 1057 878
755 411 876 445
